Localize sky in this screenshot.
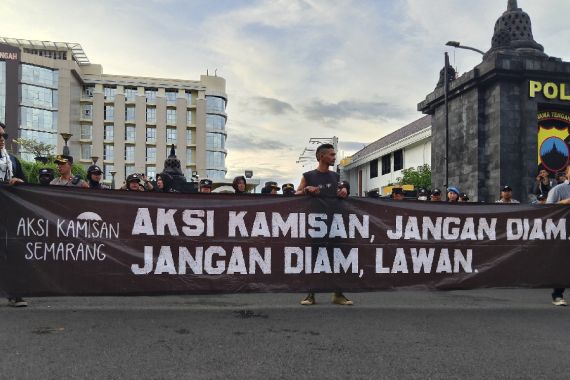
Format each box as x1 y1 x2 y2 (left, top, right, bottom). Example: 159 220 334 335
2 0 570 187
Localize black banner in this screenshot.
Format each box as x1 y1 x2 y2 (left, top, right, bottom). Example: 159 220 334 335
1 184 570 296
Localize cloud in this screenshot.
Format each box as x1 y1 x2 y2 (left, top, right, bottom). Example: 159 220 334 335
227 132 292 151
338 141 369 152
303 99 406 123
251 97 296 115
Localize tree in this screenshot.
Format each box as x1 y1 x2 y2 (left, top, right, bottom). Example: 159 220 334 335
20 159 87 184
395 164 431 190
13 138 55 159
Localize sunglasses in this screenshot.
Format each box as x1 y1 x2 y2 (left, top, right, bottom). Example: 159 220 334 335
0 133 8 139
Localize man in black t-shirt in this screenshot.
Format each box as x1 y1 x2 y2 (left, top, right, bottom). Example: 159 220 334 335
295 143 352 306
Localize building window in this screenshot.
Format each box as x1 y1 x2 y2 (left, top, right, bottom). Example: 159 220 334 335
80 124 92 140
125 165 135 177
206 132 225 150
393 149 403 171
146 127 156 143
207 151 225 168
146 107 156 123
147 166 156 180
104 144 114 161
104 105 114 121
370 159 378 179
0 62 5 123
21 107 57 132
187 110 192 125
206 96 226 113
146 147 156 163
186 129 193 145
124 87 137 102
381 154 391 175
185 91 192 105
21 84 57 109
104 87 116 101
104 164 114 181
145 89 157 102
104 125 114 141
206 115 225 131
186 148 193 163
81 144 92 160
166 90 177 103
125 106 135 122
166 128 177 144
83 85 94 98
166 109 177 125
125 126 136 141
125 145 135 162
81 104 92 120
21 64 58 88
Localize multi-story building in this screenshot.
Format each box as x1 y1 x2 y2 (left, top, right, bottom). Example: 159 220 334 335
0 37 227 185
341 115 431 196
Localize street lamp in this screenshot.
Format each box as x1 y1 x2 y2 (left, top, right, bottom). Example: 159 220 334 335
91 156 99 165
445 41 485 56
443 41 484 198
110 170 117 190
60 132 72 156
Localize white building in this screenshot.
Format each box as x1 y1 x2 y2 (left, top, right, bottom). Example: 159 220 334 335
341 115 431 196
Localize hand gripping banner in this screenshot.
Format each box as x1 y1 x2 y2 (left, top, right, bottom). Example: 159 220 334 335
1 184 570 296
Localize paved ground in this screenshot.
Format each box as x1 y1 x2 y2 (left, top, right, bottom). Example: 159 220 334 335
1 289 569 379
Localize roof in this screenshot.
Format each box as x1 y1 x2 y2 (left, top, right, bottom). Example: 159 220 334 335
349 115 431 162
0 37 90 65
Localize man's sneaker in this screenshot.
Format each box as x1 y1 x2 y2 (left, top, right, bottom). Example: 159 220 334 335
7 297 28 307
300 293 315 305
552 297 567 306
332 292 353 306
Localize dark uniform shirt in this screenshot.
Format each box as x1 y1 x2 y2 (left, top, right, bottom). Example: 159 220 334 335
303 169 340 198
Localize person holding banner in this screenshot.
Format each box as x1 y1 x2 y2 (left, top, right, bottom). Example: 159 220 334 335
447 187 460 202
546 164 570 306
232 176 247 194
0 122 28 307
0 122 25 185
86 165 110 190
199 178 213 193
296 143 352 306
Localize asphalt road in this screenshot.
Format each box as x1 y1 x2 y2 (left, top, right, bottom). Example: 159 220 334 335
1 289 569 379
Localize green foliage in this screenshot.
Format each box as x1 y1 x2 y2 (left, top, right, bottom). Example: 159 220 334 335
13 138 55 159
20 159 87 184
395 164 431 190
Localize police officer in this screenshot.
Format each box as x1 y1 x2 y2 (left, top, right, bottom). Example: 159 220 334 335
282 183 296 196
199 179 213 193
431 188 442 202
417 188 429 201
86 165 110 189
262 181 280 194
50 155 88 188
391 187 405 201
38 168 55 186
124 173 145 191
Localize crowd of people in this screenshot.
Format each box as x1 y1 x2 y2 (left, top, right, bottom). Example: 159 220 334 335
2 120 570 308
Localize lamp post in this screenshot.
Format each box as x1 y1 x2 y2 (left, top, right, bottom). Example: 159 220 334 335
444 52 450 194
444 40 484 197
445 41 485 55
110 170 117 190
60 132 72 156
91 156 99 165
